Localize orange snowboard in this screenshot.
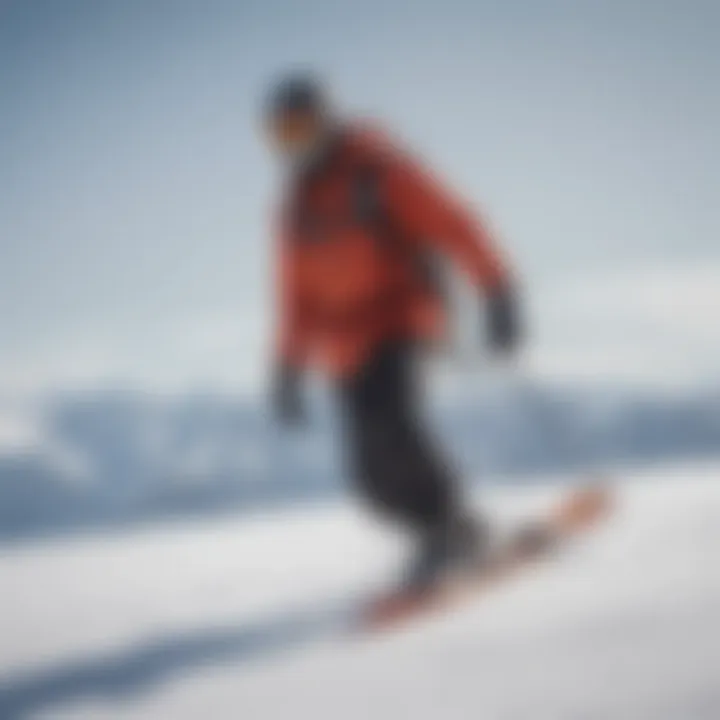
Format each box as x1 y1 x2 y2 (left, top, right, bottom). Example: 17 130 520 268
363 484 613 632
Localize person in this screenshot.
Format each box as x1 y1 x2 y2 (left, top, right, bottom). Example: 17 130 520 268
263 73 522 596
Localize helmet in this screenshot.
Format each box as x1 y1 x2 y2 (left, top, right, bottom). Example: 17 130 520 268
264 72 329 123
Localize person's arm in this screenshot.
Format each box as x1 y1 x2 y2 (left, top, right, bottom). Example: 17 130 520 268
384 147 522 352
273 225 307 424
276 239 306 365
384 149 506 287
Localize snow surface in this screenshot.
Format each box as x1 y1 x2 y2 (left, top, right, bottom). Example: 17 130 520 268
1 464 720 719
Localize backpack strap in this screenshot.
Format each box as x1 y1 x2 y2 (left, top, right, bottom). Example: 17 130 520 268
352 164 386 229
352 163 444 298
352 163 412 258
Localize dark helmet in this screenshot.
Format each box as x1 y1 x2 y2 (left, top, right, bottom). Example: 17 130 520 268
264 72 330 123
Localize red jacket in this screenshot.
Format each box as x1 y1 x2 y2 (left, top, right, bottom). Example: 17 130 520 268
275 123 511 377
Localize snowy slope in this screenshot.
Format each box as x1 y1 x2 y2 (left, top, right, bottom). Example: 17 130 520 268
1 464 720 719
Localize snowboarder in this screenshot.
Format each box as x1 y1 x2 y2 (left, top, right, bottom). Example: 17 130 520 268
263 73 522 597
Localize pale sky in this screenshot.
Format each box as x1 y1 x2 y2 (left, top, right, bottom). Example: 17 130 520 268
1 0 718 395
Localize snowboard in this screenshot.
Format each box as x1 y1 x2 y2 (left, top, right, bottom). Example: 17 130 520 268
361 484 613 632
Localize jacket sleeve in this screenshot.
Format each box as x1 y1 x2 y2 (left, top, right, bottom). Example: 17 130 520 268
383 147 511 290
275 221 308 367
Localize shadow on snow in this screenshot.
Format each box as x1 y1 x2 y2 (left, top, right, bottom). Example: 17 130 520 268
0 599 356 720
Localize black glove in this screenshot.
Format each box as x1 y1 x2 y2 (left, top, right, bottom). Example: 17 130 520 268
485 282 522 355
273 362 306 426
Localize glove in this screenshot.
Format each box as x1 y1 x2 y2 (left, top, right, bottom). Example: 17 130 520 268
273 362 306 427
485 282 522 355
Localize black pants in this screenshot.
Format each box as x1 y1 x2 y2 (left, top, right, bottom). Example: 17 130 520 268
338 340 459 532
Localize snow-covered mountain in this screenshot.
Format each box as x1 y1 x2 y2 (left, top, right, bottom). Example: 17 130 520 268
0 384 719 540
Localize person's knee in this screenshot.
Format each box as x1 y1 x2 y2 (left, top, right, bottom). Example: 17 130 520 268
348 405 457 529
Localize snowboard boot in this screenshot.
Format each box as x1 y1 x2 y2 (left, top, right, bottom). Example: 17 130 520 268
402 513 492 596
